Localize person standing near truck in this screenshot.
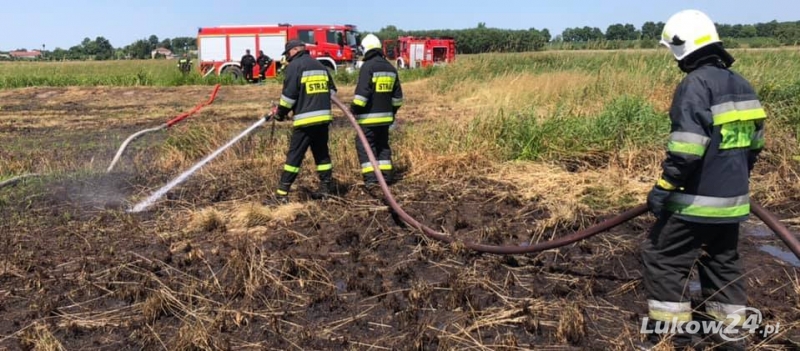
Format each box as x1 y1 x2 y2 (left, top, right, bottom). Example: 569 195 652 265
257 50 273 82
241 49 256 82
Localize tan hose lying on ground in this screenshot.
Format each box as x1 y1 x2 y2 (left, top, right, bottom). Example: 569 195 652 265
0 173 40 190
107 84 221 173
331 95 800 259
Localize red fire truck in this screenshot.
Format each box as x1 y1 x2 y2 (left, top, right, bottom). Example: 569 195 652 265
383 36 456 69
196 24 361 81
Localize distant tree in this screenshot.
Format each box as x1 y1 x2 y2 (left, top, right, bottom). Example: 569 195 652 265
148 35 159 47
541 28 551 42
605 24 626 40
624 23 640 40
159 38 172 50
641 21 659 39
740 25 758 38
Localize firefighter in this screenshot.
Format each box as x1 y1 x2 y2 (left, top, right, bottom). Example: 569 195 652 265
177 54 192 74
350 34 403 193
241 49 256 82
638 9 766 350
257 50 273 82
265 40 338 205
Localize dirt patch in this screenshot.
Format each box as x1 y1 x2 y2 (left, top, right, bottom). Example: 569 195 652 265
1 171 798 350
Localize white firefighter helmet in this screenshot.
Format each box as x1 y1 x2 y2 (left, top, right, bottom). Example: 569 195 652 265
660 9 721 61
360 34 382 53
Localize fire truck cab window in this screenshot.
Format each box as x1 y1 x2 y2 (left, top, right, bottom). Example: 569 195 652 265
346 32 357 47
297 30 315 45
327 30 345 45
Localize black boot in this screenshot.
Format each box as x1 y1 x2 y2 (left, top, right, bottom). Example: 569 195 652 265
634 319 700 351
704 328 748 351
311 181 334 200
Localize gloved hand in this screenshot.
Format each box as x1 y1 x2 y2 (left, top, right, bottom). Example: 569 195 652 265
264 105 279 121
647 185 672 217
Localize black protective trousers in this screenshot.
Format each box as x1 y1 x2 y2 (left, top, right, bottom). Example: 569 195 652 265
243 65 254 81
641 213 747 323
355 125 392 184
277 124 332 195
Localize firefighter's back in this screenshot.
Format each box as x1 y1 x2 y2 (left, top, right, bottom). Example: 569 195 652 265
286 53 335 128
669 64 766 223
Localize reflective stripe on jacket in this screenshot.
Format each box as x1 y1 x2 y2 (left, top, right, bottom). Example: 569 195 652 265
278 51 337 128
661 64 766 223
351 50 403 126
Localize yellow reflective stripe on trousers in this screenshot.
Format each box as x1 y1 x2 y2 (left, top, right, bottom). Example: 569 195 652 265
276 189 288 196
361 161 392 173
706 302 747 326
293 110 332 127
316 163 332 171
711 100 767 125
648 300 692 322
284 164 300 173
666 193 750 218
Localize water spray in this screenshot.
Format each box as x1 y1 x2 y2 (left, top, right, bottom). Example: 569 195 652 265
107 84 221 173
128 116 267 213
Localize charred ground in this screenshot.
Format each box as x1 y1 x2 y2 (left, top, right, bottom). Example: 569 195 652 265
1 80 799 351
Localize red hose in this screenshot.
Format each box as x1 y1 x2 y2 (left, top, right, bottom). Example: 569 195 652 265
331 95 649 254
166 84 221 128
331 96 800 258
751 202 800 261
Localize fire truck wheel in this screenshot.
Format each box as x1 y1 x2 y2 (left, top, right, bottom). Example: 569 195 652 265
221 66 244 80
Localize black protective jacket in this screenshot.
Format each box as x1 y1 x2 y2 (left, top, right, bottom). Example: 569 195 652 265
277 50 337 128
351 50 403 126
241 54 256 67
659 46 766 223
257 54 272 67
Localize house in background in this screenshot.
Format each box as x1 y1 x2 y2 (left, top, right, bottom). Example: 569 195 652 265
10 50 42 59
151 47 176 59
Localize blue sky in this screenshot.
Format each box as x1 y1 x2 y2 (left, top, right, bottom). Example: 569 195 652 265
2 0 798 50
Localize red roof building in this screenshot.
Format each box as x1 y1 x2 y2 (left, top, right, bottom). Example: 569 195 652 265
9 50 41 59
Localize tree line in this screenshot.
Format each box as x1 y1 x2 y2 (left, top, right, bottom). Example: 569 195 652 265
5 19 800 61
370 23 551 54
557 20 800 45
6 35 197 61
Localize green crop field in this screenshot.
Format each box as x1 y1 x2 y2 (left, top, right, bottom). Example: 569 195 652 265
1 48 799 350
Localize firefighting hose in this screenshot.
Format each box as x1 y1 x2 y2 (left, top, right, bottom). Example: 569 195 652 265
331 95 800 258
0 173 40 190
107 84 221 173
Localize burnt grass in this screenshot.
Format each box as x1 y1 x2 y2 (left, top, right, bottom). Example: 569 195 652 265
1 170 799 351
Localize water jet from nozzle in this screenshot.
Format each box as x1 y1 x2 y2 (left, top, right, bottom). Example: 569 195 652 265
128 118 266 213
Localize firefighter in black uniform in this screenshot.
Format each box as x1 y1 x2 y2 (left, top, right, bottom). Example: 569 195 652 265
350 34 403 191
638 10 766 351
177 54 192 74
241 49 256 82
257 50 272 82
265 40 337 205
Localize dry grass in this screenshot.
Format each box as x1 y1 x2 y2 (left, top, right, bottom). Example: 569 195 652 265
19 323 66 351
